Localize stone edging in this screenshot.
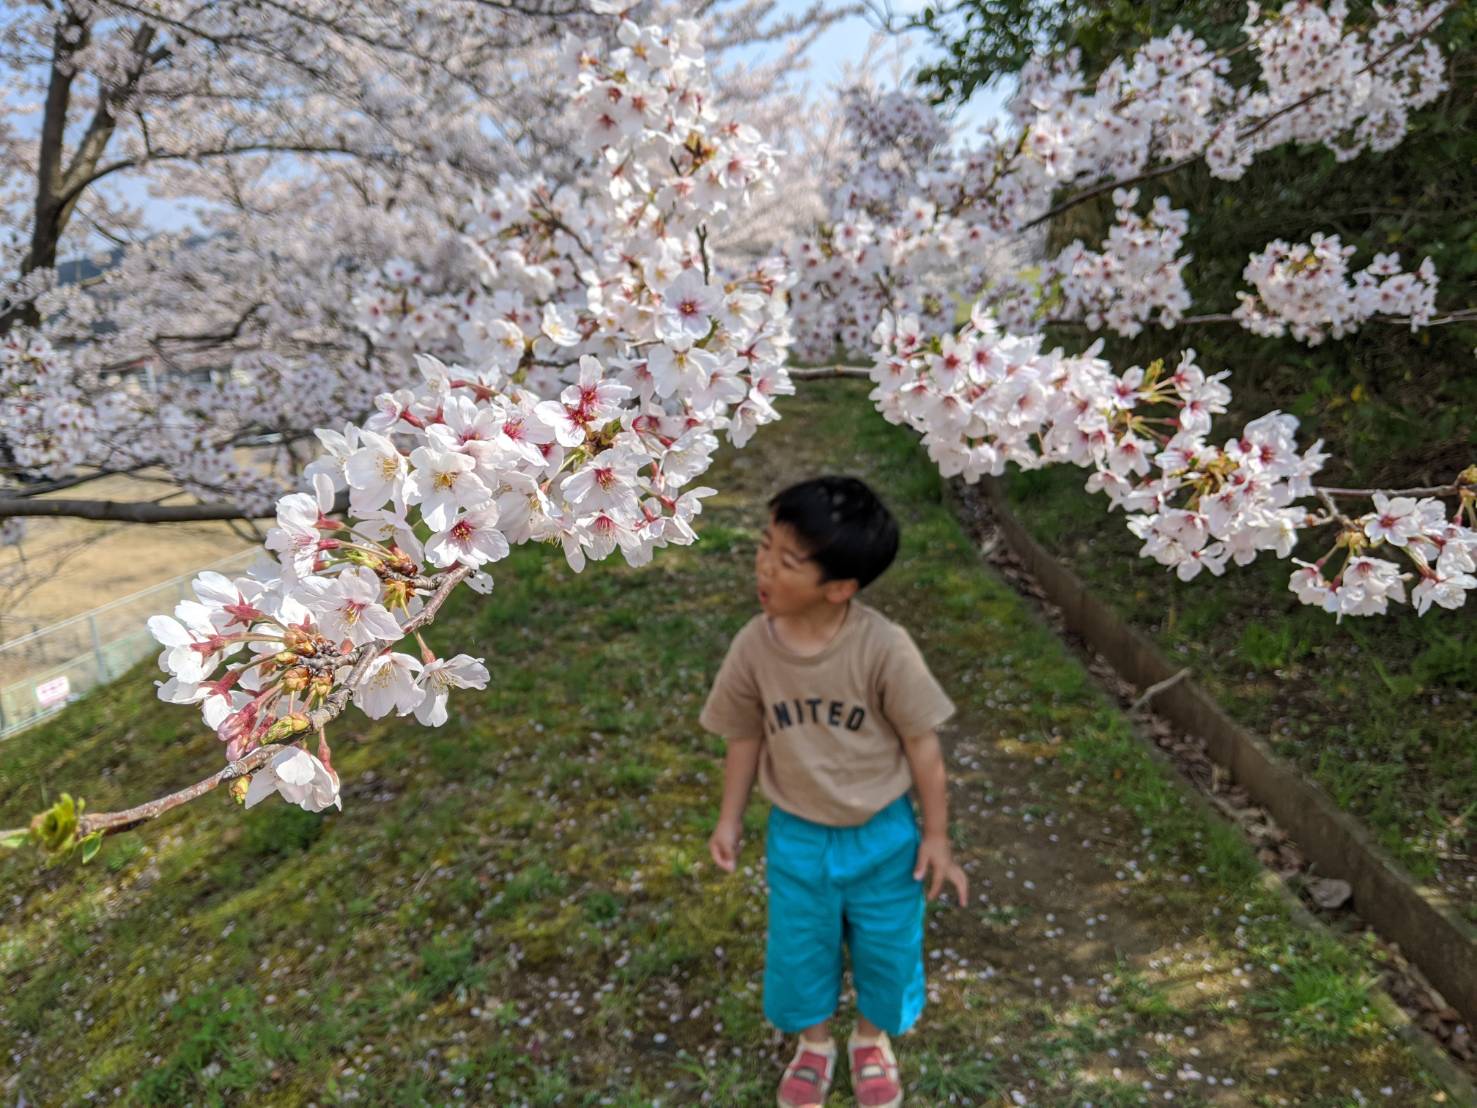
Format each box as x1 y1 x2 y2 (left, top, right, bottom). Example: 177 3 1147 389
970 476 1477 1037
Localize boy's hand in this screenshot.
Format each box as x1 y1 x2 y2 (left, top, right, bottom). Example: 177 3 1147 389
708 819 742 873
913 834 968 904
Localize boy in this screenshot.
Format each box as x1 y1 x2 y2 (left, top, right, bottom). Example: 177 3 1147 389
701 475 968 1108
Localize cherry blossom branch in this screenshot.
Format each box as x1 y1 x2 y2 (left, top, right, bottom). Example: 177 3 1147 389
0 566 472 847
60 145 372 211
1315 487 1358 530
4 17 800 857
1316 480 1473 500
1 426 326 506
1041 309 1476 329
149 302 269 347
531 204 597 262
0 463 157 496
1022 157 1190 232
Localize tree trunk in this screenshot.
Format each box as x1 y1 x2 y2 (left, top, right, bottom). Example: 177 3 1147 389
0 18 160 337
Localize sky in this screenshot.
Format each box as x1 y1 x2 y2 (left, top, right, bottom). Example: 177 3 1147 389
760 0 1013 136
75 0 1018 238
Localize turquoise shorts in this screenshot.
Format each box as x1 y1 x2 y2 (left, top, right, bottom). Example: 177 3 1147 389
763 793 926 1036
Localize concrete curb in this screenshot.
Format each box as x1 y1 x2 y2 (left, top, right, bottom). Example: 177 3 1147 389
971 476 1477 1037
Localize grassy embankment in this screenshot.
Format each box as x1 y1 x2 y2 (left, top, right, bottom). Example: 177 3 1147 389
1002 436 1475 918
0 382 1453 1104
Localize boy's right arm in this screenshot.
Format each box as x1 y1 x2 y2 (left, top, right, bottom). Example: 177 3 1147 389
709 737 762 873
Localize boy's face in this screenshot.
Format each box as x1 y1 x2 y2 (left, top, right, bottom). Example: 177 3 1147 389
755 516 856 616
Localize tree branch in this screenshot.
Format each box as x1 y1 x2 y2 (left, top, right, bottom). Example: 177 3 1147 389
0 11 87 334
0 498 270 523
1315 482 1472 500
58 25 162 206
1038 309 1476 330
150 301 267 345
58 145 369 212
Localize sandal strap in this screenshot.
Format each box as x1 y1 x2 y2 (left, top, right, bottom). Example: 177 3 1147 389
780 1048 835 1106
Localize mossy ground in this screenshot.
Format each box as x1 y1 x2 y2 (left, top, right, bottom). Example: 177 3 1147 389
0 383 1457 1105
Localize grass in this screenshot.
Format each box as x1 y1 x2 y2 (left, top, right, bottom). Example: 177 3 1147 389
1002 461 1477 917
0 381 1454 1104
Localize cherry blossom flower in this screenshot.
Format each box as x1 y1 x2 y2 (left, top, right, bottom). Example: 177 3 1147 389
657 269 722 342
264 491 333 581
425 504 511 568
244 747 342 813
355 653 427 719
1362 493 1423 547
345 431 411 516
405 446 490 531
297 567 404 646
414 655 491 726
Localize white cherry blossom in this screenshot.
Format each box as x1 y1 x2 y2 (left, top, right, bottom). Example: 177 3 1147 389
355 653 427 720
244 747 342 813
414 655 492 727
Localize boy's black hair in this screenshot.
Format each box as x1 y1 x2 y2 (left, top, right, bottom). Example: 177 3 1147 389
768 475 899 589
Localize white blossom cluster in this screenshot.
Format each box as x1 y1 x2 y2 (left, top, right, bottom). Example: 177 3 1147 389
832 87 952 218
787 0 1452 358
1234 234 1439 344
145 18 795 812
1237 0 1450 167
1010 0 1449 186
0 332 97 479
0 328 391 517
870 305 1476 617
786 87 970 363
990 189 1192 338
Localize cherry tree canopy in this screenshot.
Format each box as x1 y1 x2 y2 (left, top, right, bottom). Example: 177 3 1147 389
0 0 841 532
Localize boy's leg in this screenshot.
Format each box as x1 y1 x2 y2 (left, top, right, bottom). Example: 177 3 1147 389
763 805 846 1036
840 795 927 1038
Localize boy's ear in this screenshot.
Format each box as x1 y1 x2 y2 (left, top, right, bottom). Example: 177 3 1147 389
822 577 859 604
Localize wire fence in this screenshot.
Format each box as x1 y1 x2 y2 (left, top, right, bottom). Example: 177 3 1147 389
0 548 259 740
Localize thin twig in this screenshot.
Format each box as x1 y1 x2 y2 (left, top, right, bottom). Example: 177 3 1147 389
1316 488 1357 531
1130 668 1191 712
1314 481 1471 500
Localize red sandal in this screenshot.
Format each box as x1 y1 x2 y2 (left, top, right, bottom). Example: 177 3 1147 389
777 1038 837 1108
847 1030 902 1108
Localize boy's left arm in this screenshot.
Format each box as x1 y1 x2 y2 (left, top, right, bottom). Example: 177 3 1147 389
904 730 969 905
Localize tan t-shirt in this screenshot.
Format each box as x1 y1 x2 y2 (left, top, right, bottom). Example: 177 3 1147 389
699 601 956 827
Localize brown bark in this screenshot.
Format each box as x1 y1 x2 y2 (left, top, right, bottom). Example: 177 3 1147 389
0 19 161 336
0 497 271 523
